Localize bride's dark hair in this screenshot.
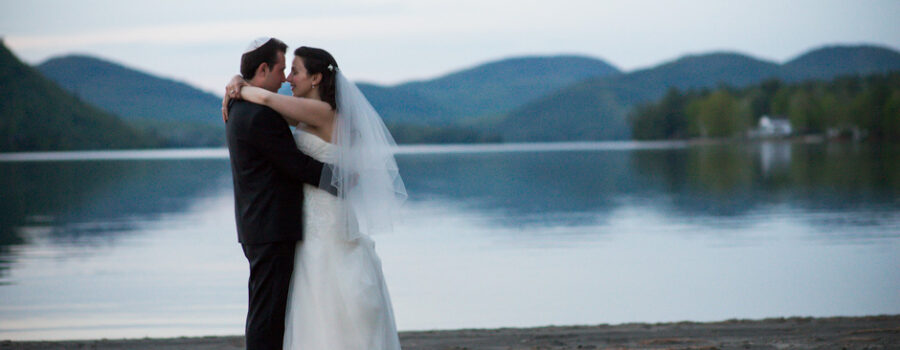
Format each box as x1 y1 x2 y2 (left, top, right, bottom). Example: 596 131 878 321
295 46 338 110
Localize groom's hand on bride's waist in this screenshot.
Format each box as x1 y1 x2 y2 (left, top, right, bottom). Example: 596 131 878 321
318 166 340 197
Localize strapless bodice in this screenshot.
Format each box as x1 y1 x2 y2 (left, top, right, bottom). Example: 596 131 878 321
293 129 335 164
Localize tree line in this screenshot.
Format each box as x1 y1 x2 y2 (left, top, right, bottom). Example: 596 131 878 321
629 72 900 141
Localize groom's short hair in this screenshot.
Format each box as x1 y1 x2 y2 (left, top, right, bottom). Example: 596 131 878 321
240 38 288 80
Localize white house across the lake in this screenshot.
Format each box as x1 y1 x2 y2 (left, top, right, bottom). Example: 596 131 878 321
748 115 792 138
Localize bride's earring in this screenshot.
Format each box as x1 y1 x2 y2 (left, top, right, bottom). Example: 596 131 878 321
312 83 317 89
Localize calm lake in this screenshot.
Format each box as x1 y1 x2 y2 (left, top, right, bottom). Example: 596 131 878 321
0 141 898 340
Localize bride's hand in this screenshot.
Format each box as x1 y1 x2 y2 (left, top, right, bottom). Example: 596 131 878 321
221 75 249 123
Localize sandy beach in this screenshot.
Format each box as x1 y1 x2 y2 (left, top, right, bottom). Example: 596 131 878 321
2 315 898 349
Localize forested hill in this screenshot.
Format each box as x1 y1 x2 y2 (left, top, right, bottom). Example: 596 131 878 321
38 55 221 123
499 53 781 141
11 43 900 148
0 40 161 152
500 45 900 141
37 55 225 146
782 45 900 82
628 72 900 141
36 53 620 144
358 55 621 125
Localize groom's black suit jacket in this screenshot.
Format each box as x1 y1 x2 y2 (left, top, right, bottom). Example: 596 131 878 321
226 100 326 244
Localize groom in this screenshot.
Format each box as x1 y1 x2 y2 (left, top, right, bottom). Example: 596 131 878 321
225 37 329 350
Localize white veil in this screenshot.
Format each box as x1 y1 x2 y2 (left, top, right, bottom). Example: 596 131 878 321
323 69 407 240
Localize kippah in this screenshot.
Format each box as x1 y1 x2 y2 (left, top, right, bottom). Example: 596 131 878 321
244 37 272 54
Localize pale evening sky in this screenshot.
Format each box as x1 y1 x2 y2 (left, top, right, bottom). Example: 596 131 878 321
1 0 898 95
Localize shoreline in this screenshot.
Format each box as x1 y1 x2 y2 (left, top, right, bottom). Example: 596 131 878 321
2 133 876 159
3 315 898 349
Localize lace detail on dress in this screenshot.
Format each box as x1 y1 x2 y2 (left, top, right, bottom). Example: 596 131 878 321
292 130 347 242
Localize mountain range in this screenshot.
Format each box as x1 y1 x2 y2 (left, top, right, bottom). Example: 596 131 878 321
358 55 621 125
0 40 160 152
36 54 225 147
499 45 900 141
5 41 900 151
37 55 222 123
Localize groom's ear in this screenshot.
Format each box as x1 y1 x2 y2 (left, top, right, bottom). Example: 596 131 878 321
256 62 270 77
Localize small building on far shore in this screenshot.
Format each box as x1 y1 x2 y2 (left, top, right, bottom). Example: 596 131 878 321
748 115 792 138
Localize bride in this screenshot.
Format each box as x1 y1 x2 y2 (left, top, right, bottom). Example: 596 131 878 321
224 46 406 349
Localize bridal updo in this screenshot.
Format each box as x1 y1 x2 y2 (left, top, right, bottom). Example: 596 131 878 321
295 46 339 110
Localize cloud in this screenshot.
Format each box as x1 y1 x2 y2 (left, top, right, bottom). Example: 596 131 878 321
5 10 517 52
4 0 898 89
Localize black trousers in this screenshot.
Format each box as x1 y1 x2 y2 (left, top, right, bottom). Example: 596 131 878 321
242 241 297 350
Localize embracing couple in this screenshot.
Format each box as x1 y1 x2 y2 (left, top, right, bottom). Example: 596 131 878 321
222 37 406 350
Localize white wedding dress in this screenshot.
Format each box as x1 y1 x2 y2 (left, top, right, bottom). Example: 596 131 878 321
283 130 402 350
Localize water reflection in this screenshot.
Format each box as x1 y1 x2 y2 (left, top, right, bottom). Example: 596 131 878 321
0 159 231 280
398 151 632 228
0 141 899 339
758 141 792 177
399 142 899 234
629 142 900 240
3 142 898 279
